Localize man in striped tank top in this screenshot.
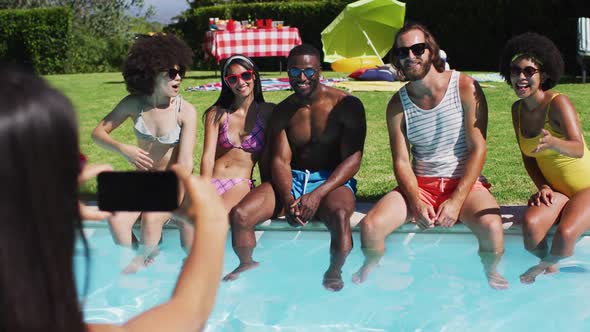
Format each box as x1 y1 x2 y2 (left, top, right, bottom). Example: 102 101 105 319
353 24 508 289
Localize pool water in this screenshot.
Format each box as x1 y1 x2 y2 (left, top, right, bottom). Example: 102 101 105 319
76 227 590 331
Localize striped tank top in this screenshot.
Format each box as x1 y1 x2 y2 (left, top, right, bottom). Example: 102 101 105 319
400 70 467 178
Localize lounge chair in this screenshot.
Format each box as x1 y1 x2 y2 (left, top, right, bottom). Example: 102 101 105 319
577 17 590 83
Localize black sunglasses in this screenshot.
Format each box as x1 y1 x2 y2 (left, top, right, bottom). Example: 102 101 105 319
224 70 254 86
393 43 428 58
510 66 539 77
167 67 186 79
288 67 317 79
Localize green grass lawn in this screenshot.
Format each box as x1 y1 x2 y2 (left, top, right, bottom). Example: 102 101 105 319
45 70 590 205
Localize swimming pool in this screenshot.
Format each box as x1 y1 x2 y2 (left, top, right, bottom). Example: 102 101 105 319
76 224 590 331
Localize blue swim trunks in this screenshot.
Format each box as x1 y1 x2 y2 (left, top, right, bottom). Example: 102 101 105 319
290 169 357 200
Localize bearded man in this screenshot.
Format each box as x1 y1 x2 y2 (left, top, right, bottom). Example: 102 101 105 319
353 24 509 290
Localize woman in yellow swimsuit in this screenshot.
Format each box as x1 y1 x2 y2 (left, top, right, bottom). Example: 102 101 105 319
500 32 590 284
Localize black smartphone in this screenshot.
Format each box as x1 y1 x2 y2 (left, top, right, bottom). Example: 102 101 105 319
97 171 179 212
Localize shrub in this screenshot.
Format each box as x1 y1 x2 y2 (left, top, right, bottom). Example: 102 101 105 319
172 0 590 74
65 28 129 73
402 0 589 73
0 7 71 74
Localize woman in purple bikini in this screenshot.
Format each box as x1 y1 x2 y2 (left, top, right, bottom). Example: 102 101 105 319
201 55 275 211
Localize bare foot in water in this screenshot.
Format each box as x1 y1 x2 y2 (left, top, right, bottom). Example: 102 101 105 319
323 270 344 292
544 264 559 274
520 262 558 284
486 270 509 290
144 256 155 267
520 264 546 284
222 261 259 281
144 248 160 266
352 265 373 284
123 255 147 274
352 251 383 285
480 251 509 290
123 247 160 274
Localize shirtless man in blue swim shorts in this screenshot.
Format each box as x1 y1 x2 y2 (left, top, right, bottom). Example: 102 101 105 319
222 44 367 291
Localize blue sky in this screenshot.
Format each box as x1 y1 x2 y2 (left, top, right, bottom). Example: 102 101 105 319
142 0 190 24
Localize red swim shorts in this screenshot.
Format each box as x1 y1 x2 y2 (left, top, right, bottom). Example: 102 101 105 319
396 176 491 210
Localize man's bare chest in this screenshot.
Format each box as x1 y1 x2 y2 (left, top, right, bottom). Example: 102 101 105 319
286 107 340 146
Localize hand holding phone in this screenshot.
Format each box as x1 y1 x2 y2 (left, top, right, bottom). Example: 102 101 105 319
97 171 179 212
79 163 113 220
171 165 228 226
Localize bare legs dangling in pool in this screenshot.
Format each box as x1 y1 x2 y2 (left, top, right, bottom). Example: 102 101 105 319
459 190 508 289
520 188 590 283
224 183 278 281
354 189 509 290
318 186 355 291
353 190 407 284
224 183 355 291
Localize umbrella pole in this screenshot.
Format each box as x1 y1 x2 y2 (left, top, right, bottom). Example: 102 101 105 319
360 28 385 66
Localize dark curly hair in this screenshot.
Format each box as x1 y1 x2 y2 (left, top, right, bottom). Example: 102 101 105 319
499 32 564 91
123 33 194 95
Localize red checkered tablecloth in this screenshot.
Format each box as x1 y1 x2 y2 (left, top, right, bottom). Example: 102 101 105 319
203 28 302 63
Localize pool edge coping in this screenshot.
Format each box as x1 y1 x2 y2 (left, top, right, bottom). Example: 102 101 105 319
81 203 584 236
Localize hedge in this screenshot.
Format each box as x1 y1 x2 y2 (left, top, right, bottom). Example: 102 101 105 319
172 0 590 74
0 7 72 75
403 0 590 74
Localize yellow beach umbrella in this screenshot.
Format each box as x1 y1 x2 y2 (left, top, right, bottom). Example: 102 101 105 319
321 0 406 64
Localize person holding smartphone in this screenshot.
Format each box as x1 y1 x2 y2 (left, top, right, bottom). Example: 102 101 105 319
0 65 227 332
500 33 590 284
200 55 274 212
92 33 197 273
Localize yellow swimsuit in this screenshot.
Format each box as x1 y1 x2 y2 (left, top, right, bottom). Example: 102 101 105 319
517 94 590 197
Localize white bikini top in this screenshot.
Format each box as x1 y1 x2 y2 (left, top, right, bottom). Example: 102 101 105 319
133 95 182 145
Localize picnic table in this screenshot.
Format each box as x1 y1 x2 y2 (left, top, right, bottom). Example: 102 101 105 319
202 27 302 67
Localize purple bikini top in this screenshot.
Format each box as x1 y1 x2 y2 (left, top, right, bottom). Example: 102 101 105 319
217 109 265 154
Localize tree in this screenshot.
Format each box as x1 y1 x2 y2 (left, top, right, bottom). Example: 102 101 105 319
187 0 315 9
1 0 154 37
1 0 159 72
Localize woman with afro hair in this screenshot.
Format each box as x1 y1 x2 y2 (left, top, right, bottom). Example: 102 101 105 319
500 32 590 284
92 33 197 273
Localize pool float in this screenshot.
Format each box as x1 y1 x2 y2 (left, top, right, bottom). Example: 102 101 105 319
330 56 382 73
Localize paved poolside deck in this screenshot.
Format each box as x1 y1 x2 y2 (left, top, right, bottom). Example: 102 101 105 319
83 202 569 235
255 203 531 235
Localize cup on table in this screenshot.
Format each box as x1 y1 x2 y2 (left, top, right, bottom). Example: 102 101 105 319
256 19 263 28
227 19 235 32
265 19 273 29
241 20 249 29
277 21 284 29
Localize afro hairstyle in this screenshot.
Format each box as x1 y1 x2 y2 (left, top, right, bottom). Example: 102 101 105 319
499 32 564 91
123 33 193 95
